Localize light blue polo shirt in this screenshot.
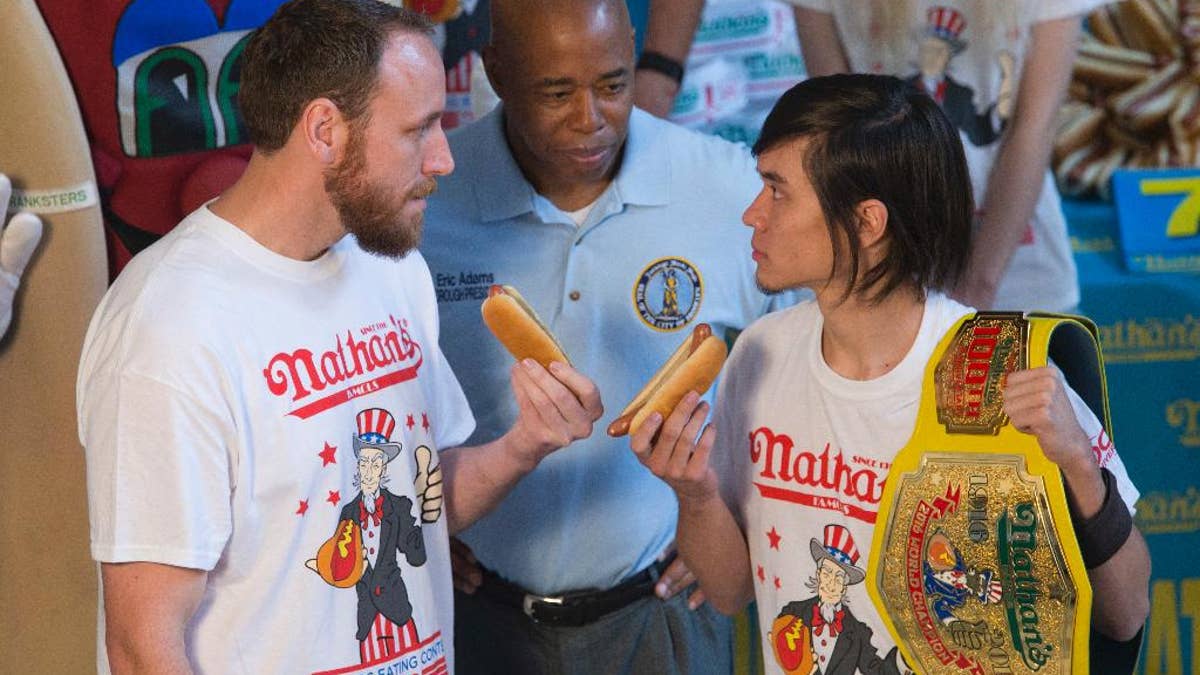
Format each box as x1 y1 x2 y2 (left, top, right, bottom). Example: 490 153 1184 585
422 106 784 595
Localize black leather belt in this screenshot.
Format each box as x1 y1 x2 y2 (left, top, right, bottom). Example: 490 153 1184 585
476 557 670 627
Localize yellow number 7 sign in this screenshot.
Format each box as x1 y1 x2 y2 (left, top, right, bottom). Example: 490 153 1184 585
1111 169 1200 273
1139 177 1200 238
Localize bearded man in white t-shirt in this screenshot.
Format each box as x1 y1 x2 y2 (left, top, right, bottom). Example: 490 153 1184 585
77 2 603 673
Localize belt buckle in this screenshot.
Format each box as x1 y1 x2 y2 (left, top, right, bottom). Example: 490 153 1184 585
522 593 564 622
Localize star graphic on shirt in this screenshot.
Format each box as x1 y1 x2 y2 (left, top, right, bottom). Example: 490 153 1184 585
422 412 431 432
327 490 341 507
773 576 782 590
406 414 416 430
757 565 766 583
318 442 337 467
767 527 782 550
296 499 309 516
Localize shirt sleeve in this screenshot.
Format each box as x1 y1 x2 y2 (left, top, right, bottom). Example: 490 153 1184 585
1065 383 1140 515
82 369 235 570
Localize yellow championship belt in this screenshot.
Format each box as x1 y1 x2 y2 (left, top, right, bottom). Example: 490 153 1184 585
868 312 1112 674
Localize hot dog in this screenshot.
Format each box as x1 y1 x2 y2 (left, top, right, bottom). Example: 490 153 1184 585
1054 102 1105 163
606 323 727 437
1109 60 1185 131
1170 84 1200 161
1128 0 1182 58
1055 140 1126 199
1086 4 1125 47
1073 38 1156 89
481 284 570 368
1055 1 1200 197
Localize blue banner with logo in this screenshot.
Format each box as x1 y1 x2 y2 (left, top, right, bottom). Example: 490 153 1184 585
1066 198 1200 675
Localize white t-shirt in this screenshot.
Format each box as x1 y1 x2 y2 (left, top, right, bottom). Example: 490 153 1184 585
713 292 1139 674
785 0 1110 312
78 207 474 674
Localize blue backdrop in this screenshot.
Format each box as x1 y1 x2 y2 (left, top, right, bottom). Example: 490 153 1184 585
1065 198 1200 675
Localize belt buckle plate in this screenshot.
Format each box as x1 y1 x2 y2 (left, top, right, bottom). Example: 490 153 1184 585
522 593 564 622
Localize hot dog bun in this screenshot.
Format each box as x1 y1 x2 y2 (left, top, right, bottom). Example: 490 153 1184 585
481 284 570 368
1170 84 1200 162
1054 102 1104 162
1124 0 1181 58
1110 60 1186 131
606 323 727 437
1073 38 1156 89
1056 140 1128 200
1087 5 1125 47
1056 0 1200 197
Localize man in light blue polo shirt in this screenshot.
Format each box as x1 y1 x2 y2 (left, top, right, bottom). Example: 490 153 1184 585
421 0 791 671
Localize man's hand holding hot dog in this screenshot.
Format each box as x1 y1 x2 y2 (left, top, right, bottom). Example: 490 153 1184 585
441 357 603 535
505 358 604 469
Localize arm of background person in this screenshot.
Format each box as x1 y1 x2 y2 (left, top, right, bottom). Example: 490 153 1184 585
100 562 207 675
634 0 705 118
791 6 849 77
954 17 1081 309
441 359 603 534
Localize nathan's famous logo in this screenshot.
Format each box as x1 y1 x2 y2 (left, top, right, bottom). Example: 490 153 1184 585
1095 314 1200 363
1135 486 1200 535
889 478 1054 674
634 257 703 331
748 427 885 523
263 315 423 419
744 52 804 81
936 314 1025 435
997 502 1054 671
1167 398 1200 447
695 9 771 45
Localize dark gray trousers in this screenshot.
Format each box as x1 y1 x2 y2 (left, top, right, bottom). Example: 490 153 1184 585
453 586 732 674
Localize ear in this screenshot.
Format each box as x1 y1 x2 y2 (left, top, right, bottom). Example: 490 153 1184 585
298 97 348 166
855 198 888 250
481 45 505 100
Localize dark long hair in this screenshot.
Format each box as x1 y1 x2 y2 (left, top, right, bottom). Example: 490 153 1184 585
753 73 973 302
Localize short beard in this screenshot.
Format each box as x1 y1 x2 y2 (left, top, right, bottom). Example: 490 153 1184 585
324 123 435 259
756 280 786 296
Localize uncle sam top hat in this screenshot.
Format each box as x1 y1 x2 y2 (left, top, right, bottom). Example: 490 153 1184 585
809 524 867 586
352 408 403 462
924 6 968 55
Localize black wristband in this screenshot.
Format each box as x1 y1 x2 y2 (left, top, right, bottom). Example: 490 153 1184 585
637 50 685 85
1070 467 1133 569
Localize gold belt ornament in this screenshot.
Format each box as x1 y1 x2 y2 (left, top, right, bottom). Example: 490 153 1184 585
868 312 1111 674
